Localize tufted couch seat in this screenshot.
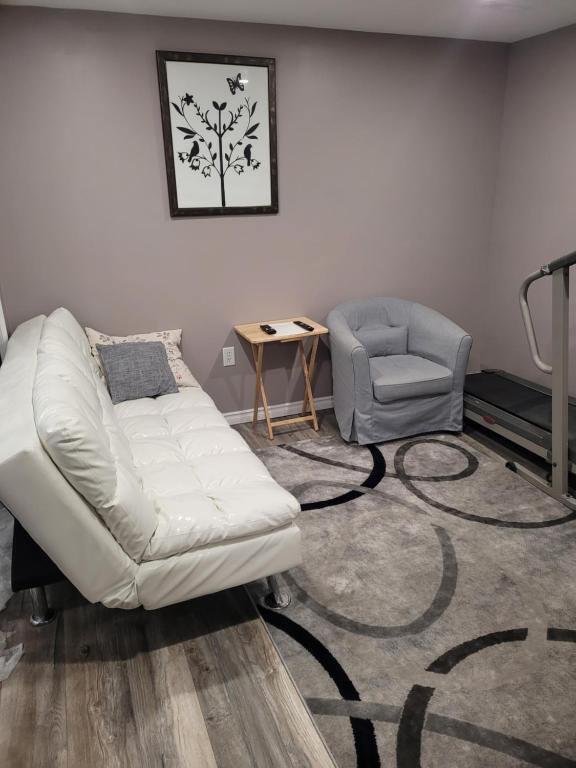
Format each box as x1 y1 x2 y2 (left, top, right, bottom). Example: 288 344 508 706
0 308 301 610
116 391 298 561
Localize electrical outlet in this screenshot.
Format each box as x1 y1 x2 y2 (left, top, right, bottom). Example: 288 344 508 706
222 346 235 367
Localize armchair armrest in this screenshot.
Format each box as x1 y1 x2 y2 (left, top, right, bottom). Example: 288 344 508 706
408 304 472 386
326 310 372 440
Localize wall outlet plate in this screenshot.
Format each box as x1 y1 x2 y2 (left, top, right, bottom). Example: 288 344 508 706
222 346 235 367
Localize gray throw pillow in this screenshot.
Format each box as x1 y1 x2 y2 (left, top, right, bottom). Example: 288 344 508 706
354 325 408 357
97 341 179 404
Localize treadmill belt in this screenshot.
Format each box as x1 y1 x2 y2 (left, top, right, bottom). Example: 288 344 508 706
465 372 576 452
465 372 552 432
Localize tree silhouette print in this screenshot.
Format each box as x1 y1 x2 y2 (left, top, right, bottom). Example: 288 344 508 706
171 75 261 206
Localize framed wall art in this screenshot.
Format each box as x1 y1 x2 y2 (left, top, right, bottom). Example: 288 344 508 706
156 51 278 217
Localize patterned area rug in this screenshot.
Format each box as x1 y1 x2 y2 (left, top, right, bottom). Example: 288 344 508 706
254 434 576 768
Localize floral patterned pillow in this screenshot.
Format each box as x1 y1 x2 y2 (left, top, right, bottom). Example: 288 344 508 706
85 327 200 388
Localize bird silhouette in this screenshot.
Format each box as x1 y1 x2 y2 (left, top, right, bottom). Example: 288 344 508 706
189 141 199 162
243 143 253 167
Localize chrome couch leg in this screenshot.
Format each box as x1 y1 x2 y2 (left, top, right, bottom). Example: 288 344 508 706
29 587 56 626
264 574 291 609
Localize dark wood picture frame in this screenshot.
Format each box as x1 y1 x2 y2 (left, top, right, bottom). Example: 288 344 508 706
156 51 278 218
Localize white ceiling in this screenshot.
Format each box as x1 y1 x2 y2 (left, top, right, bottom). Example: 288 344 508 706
3 0 576 43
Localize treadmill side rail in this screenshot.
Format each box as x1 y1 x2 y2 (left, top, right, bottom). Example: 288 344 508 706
551 267 570 497
511 463 576 511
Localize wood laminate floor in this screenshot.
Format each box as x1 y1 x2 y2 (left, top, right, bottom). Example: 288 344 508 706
234 408 340 449
0 583 336 767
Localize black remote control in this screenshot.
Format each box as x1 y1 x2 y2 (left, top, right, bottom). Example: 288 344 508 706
294 320 314 332
260 324 277 335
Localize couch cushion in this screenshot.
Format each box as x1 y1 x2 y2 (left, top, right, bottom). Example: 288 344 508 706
97 341 178 404
370 354 453 402
86 325 200 388
354 325 408 357
33 310 158 562
114 389 300 560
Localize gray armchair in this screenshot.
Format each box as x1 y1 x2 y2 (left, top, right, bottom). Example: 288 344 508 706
327 298 472 444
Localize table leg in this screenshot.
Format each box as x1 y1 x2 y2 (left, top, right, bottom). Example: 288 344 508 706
252 343 274 439
299 339 319 431
252 344 261 425
302 336 319 416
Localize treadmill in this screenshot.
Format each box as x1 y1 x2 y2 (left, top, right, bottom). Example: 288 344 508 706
463 249 576 509
464 370 576 472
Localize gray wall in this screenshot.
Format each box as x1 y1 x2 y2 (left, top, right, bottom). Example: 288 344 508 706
483 24 576 390
0 7 507 412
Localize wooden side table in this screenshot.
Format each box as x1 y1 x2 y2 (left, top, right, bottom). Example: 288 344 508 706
234 317 329 440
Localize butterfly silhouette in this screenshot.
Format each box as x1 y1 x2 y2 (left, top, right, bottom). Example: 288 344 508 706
226 73 245 95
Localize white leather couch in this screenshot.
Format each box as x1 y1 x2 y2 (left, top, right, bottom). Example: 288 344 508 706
0 308 301 610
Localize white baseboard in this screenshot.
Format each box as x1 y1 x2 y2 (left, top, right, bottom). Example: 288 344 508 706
224 395 333 425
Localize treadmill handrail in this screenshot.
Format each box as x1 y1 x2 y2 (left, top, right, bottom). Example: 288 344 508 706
519 269 552 374
542 249 576 275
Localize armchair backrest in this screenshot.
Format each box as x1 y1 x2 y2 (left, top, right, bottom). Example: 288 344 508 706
331 297 472 371
332 297 413 333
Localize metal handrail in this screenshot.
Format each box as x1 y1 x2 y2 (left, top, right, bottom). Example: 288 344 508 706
519 268 552 374
542 249 576 275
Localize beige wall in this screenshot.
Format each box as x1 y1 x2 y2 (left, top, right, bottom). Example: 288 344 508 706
482 24 576 391
0 7 507 412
